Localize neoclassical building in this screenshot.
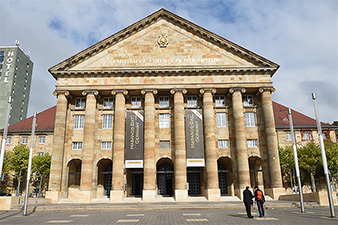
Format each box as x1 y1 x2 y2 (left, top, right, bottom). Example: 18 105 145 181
46 9 284 203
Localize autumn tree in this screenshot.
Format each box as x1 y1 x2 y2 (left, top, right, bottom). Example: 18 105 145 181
298 142 322 192
278 146 295 189
32 153 51 196
8 144 29 195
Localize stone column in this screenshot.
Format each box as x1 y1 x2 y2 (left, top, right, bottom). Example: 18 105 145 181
229 88 250 198
46 90 70 203
258 87 283 199
170 89 188 201
79 90 99 203
200 88 221 201
110 90 128 202
141 89 157 202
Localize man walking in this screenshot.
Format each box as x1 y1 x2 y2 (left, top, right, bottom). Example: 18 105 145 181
254 185 265 217
243 186 254 218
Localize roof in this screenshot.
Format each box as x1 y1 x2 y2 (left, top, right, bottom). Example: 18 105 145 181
272 101 337 129
49 8 279 78
1 106 56 133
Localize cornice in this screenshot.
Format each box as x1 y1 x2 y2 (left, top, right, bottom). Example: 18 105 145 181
49 8 279 79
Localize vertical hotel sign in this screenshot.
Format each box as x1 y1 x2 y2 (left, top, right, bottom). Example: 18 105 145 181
0 50 14 84
185 109 205 167
125 111 144 168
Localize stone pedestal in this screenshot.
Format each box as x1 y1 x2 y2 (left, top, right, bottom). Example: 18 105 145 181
175 189 188 202
264 187 285 200
45 190 62 203
77 190 93 203
206 189 221 201
142 190 156 202
110 190 124 203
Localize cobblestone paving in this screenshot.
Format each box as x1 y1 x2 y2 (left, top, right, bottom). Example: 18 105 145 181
0 208 337 225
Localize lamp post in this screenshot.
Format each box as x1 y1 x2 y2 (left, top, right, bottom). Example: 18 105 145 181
288 108 305 213
312 93 335 218
23 112 37 216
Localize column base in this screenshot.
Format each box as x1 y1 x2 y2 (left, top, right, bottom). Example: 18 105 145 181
235 187 248 200
110 190 124 203
264 187 285 200
206 189 221 201
77 190 93 203
142 190 156 202
175 189 188 202
45 191 62 203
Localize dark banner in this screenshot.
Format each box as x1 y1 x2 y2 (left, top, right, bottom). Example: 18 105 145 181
185 109 205 166
125 111 144 168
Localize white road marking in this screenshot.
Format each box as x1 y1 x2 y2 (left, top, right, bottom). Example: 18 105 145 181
117 219 140 222
47 220 73 223
183 213 201 216
127 214 144 216
186 218 209 221
69 214 89 217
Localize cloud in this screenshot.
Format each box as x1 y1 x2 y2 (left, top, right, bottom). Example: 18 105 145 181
1 0 337 123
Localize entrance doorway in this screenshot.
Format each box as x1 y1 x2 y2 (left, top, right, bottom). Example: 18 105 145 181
218 162 228 194
97 159 112 197
187 167 201 195
130 169 143 196
217 157 234 196
157 163 174 196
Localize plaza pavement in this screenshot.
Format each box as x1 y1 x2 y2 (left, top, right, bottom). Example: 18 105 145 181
0 207 337 225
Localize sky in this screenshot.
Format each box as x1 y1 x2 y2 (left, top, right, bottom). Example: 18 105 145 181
1 0 337 123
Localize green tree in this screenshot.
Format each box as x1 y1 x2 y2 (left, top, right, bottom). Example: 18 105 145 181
32 153 51 196
278 146 295 189
298 142 322 192
8 144 29 195
325 140 338 182
0 150 11 191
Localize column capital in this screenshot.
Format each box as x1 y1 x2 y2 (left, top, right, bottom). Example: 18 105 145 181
141 89 158 95
53 90 71 97
111 89 128 96
82 89 99 96
229 87 246 94
257 87 276 94
170 88 187 95
199 88 217 95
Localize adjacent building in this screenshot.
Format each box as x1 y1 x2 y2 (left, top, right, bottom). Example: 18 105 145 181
273 101 337 148
0 43 33 129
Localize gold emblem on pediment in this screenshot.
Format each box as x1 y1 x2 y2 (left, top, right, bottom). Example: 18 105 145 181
157 34 169 47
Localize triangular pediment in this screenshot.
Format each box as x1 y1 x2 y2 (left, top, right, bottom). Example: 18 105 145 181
49 8 279 77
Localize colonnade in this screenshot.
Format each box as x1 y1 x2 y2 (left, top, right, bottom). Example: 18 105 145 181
47 87 282 203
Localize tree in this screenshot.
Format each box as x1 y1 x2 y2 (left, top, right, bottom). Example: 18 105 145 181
8 144 29 196
325 140 338 189
0 150 11 191
32 153 51 197
298 143 322 192
278 146 295 190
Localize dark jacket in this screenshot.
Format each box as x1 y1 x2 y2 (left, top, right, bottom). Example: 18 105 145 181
254 188 265 202
243 188 254 203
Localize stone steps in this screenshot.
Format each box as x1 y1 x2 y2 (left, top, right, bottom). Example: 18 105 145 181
9 200 321 212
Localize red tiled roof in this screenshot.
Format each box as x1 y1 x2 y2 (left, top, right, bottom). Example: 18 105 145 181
272 101 335 129
1 106 56 133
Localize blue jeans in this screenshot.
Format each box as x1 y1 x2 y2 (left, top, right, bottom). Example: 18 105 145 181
257 200 265 217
